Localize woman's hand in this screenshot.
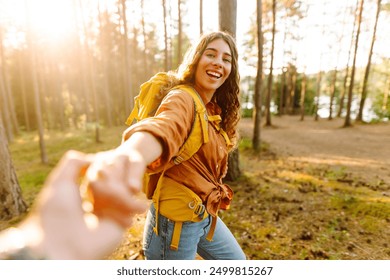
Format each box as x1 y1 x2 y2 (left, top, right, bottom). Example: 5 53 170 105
85 149 148 228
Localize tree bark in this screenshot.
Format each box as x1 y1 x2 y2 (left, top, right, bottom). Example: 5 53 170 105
299 72 307 121
162 0 169 71
289 69 297 114
252 0 263 151
0 115 27 220
71 0 91 126
265 0 276 127
0 29 19 136
356 0 381 122
219 0 237 35
18 52 30 131
344 0 364 127
25 0 48 164
120 0 133 113
177 0 182 65
218 0 240 181
140 0 149 79
98 3 113 128
314 70 322 121
0 66 13 142
328 69 338 120
199 0 203 35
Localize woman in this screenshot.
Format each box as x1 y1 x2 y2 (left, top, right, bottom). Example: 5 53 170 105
96 31 245 260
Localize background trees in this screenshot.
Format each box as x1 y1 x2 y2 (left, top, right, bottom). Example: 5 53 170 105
1 0 388 140
243 0 389 128
1 0 390 220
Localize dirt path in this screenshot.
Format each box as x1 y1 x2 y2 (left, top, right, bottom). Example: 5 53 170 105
239 116 390 188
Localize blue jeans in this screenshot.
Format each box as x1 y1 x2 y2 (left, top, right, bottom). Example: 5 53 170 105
142 204 246 260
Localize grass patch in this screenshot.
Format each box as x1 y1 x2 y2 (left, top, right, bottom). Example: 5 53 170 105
331 195 390 219
239 137 271 154
9 126 126 207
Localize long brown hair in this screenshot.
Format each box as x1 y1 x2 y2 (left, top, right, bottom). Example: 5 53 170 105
173 31 241 147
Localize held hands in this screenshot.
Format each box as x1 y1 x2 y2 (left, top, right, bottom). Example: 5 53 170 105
85 149 149 228
83 130 162 232
0 132 158 260
5 150 148 260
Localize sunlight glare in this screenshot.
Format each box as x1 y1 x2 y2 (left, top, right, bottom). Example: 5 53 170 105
26 0 74 42
2 0 75 47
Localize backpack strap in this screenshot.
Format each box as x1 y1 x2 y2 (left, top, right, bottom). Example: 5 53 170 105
206 216 218 241
171 85 209 165
170 221 183 250
208 115 233 148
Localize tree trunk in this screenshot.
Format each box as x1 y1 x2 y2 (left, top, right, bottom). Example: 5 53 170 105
50 57 65 130
337 3 359 118
0 115 27 220
199 0 203 35
356 0 381 122
140 0 149 78
26 0 48 164
314 70 322 121
337 66 349 118
328 69 338 120
79 0 101 142
219 0 237 35
344 0 364 127
224 149 240 182
72 0 92 126
18 52 31 131
162 0 169 71
218 0 240 181
300 72 307 121
252 0 263 151
279 69 286 115
289 69 297 114
0 66 13 142
120 0 133 113
98 3 113 128
177 0 182 65
265 0 276 127
0 29 19 136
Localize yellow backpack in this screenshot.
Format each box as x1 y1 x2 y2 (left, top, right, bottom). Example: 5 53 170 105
125 72 231 250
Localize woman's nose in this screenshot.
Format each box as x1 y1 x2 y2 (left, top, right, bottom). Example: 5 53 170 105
212 56 223 67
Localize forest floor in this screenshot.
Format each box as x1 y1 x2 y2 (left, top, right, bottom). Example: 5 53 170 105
109 116 390 260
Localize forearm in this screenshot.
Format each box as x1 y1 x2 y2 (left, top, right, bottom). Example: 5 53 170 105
117 131 163 166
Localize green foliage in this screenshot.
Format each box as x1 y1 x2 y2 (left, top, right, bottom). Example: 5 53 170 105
238 137 253 150
372 92 390 121
241 108 253 118
323 166 348 180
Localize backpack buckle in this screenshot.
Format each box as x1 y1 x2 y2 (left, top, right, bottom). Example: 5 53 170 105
188 200 206 216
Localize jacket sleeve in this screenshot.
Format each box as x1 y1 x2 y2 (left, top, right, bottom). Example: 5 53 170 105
122 89 195 173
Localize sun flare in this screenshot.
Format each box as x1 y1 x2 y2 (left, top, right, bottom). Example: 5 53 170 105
1 0 76 47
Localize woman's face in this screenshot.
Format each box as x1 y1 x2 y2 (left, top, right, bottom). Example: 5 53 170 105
194 38 232 99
